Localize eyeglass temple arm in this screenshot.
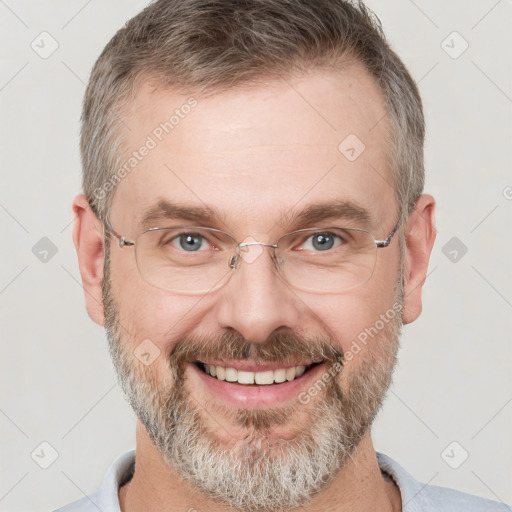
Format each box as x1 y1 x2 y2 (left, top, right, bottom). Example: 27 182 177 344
104 227 135 248
374 217 402 248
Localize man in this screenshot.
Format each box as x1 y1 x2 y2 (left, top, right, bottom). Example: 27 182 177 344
55 1 507 511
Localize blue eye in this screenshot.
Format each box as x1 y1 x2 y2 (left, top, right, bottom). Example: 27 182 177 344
302 232 341 251
312 233 335 250
176 233 206 251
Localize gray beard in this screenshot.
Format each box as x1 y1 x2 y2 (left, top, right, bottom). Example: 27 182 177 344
103 270 402 512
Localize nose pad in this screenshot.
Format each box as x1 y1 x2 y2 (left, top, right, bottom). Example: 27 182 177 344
238 237 267 264
273 250 284 268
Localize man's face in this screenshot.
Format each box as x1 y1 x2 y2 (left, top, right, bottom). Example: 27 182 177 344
104 65 403 510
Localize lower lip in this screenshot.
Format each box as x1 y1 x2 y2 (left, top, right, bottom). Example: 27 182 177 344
187 362 326 407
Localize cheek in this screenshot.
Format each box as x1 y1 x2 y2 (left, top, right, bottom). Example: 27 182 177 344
108 249 205 359
117 292 201 342
293 246 400 358
110 290 213 379
305 291 397 353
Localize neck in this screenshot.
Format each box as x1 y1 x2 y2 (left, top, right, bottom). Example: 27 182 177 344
119 421 401 512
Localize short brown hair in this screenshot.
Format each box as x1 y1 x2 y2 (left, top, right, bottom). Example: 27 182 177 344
81 0 424 225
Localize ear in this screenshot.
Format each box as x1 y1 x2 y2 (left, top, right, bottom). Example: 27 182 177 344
402 194 436 324
72 194 105 326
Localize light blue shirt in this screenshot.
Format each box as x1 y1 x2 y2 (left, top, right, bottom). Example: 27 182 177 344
54 449 510 511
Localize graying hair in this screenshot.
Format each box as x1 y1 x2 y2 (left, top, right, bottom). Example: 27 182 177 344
81 0 424 226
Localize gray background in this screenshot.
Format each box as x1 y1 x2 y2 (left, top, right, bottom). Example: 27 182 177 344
1 1 511 511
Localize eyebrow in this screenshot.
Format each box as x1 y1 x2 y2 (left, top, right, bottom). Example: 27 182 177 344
140 200 217 229
281 200 372 230
139 198 372 232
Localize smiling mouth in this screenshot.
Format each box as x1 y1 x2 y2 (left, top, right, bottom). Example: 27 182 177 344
193 361 321 385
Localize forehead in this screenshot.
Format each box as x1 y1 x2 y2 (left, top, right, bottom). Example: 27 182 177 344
112 65 396 235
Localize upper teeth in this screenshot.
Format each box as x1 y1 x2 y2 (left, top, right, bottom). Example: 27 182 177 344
204 364 307 385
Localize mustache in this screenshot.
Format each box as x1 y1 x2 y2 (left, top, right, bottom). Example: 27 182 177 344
168 329 344 375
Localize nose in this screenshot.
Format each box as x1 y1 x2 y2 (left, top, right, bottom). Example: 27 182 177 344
216 244 301 343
